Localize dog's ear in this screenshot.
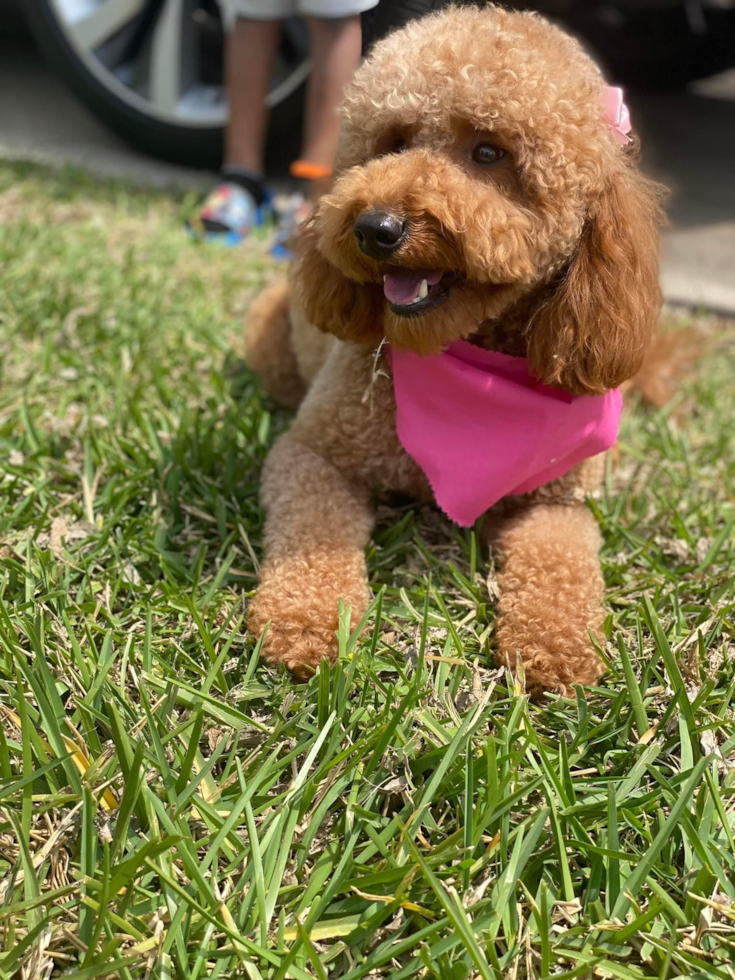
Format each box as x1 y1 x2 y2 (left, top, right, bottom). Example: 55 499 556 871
527 167 663 396
291 217 383 344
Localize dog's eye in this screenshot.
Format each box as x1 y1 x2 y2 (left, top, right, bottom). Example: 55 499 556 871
472 143 505 166
392 137 408 154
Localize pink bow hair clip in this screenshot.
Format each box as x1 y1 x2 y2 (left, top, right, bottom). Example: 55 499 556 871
602 86 632 145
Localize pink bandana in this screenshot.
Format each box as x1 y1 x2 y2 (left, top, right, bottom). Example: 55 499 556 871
390 341 622 526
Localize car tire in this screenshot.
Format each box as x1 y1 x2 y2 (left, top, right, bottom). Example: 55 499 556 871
24 0 307 169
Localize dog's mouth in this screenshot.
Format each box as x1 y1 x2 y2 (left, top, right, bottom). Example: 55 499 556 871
382 268 457 317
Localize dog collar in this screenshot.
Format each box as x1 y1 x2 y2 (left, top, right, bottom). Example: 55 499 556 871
389 341 622 526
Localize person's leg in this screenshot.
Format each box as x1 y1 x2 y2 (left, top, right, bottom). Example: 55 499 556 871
270 10 364 254
224 16 282 175
191 3 286 241
300 14 363 172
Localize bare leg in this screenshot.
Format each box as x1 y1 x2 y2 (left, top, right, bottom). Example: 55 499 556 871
301 15 364 170
225 18 282 171
494 504 607 695
248 432 374 678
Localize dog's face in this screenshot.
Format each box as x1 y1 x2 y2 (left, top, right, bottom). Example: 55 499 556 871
294 5 662 395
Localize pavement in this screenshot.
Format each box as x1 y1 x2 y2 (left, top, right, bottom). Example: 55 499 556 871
1 33 734 313
633 74 735 313
0 39 215 192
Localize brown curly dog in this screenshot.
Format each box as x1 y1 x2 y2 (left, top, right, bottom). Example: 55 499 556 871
245 4 663 694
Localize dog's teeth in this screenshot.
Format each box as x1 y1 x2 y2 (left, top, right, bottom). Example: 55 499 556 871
383 274 388 282
418 279 428 300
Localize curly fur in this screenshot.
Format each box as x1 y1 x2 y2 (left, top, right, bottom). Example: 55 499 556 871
245 5 665 693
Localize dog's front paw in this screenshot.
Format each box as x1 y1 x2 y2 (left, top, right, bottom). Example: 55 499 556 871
495 607 605 696
248 565 371 679
249 599 338 679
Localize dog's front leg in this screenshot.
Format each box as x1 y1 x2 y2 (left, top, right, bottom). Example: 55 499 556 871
493 503 606 695
248 429 374 678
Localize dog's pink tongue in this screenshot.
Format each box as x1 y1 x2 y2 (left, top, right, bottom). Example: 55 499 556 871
383 268 443 305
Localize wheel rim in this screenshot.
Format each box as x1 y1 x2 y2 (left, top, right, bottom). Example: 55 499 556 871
48 0 310 128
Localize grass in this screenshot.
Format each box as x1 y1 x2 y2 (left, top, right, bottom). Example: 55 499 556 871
0 159 734 980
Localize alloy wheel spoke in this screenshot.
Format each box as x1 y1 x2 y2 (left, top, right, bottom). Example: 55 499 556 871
149 0 183 115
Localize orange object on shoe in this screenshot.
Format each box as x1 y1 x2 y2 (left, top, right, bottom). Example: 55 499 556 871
289 160 333 181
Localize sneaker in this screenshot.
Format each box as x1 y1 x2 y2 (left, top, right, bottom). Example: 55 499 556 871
270 192 313 260
188 182 270 245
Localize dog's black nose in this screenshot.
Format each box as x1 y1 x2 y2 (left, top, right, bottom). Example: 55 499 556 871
354 211 406 258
